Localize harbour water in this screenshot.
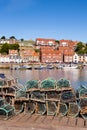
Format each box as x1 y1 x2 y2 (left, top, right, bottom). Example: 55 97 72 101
0 68 87 90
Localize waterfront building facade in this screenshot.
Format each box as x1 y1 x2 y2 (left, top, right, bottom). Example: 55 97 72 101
0 37 80 63
36 38 78 63
20 49 40 63
0 54 10 63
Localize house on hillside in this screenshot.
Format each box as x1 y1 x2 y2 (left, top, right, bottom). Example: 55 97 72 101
9 50 21 63
36 38 56 47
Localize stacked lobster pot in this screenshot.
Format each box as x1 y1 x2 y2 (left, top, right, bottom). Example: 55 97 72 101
40 78 57 116
0 97 15 119
14 87 27 114
22 78 80 117
13 77 87 119
77 85 87 119
56 79 79 118
25 80 46 115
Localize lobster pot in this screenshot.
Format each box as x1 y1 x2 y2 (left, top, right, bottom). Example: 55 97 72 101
79 98 87 119
46 101 57 116
79 98 87 108
76 85 87 98
0 104 15 119
30 91 45 102
41 78 56 90
79 89 87 98
0 98 5 107
46 91 61 101
35 102 46 115
56 78 70 89
80 108 87 120
16 89 27 99
14 101 24 114
25 80 38 90
68 103 79 118
5 97 12 104
61 91 76 103
0 97 15 119
25 101 35 114
59 103 68 116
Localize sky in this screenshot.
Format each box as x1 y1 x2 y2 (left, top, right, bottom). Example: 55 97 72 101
0 0 87 42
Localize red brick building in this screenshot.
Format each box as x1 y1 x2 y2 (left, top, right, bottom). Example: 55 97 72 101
36 38 78 63
20 49 40 62
40 46 62 63
59 40 78 62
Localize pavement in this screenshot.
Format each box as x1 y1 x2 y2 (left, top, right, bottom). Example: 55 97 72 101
0 113 87 130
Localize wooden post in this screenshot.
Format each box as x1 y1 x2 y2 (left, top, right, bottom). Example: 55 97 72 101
46 101 48 115
12 97 15 107
57 100 60 116
24 102 26 114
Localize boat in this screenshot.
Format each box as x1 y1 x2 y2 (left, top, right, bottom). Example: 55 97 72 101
46 64 54 69
18 65 32 70
33 65 46 70
62 64 78 69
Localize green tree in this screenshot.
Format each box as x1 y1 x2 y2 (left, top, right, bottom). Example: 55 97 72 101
75 42 85 54
84 44 87 54
20 38 24 41
9 43 19 50
1 36 6 39
9 36 16 39
0 43 19 54
0 43 9 54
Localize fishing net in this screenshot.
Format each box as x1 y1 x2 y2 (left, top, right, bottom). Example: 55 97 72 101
56 78 70 89
59 103 68 116
14 101 24 113
16 89 27 99
41 78 56 89
79 98 87 108
61 91 76 103
30 91 45 101
46 101 57 115
0 98 4 107
35 102 46 115
68 102 79 117
0 97 15 118
79 98 87 119
25 80 38 90
25 101 35 114
76 85 87 98
46 91 61 100
79 89 87 98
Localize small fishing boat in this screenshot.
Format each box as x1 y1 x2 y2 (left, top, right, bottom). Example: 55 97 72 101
46 64 54 69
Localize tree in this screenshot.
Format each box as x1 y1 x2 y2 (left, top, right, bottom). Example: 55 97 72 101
9 43 19 50
9 36 16 39
20 38 24 41
75 42 85 54
0 43 19 54
1 36 6 39
0 43 9 54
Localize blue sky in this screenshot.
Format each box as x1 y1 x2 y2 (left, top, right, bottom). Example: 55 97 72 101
0 0 87 42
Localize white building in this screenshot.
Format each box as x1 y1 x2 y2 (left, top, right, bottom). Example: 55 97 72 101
0 55 10 63
73 53 79 63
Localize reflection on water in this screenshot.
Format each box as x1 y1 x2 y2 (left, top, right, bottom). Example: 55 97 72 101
0 68 87 89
